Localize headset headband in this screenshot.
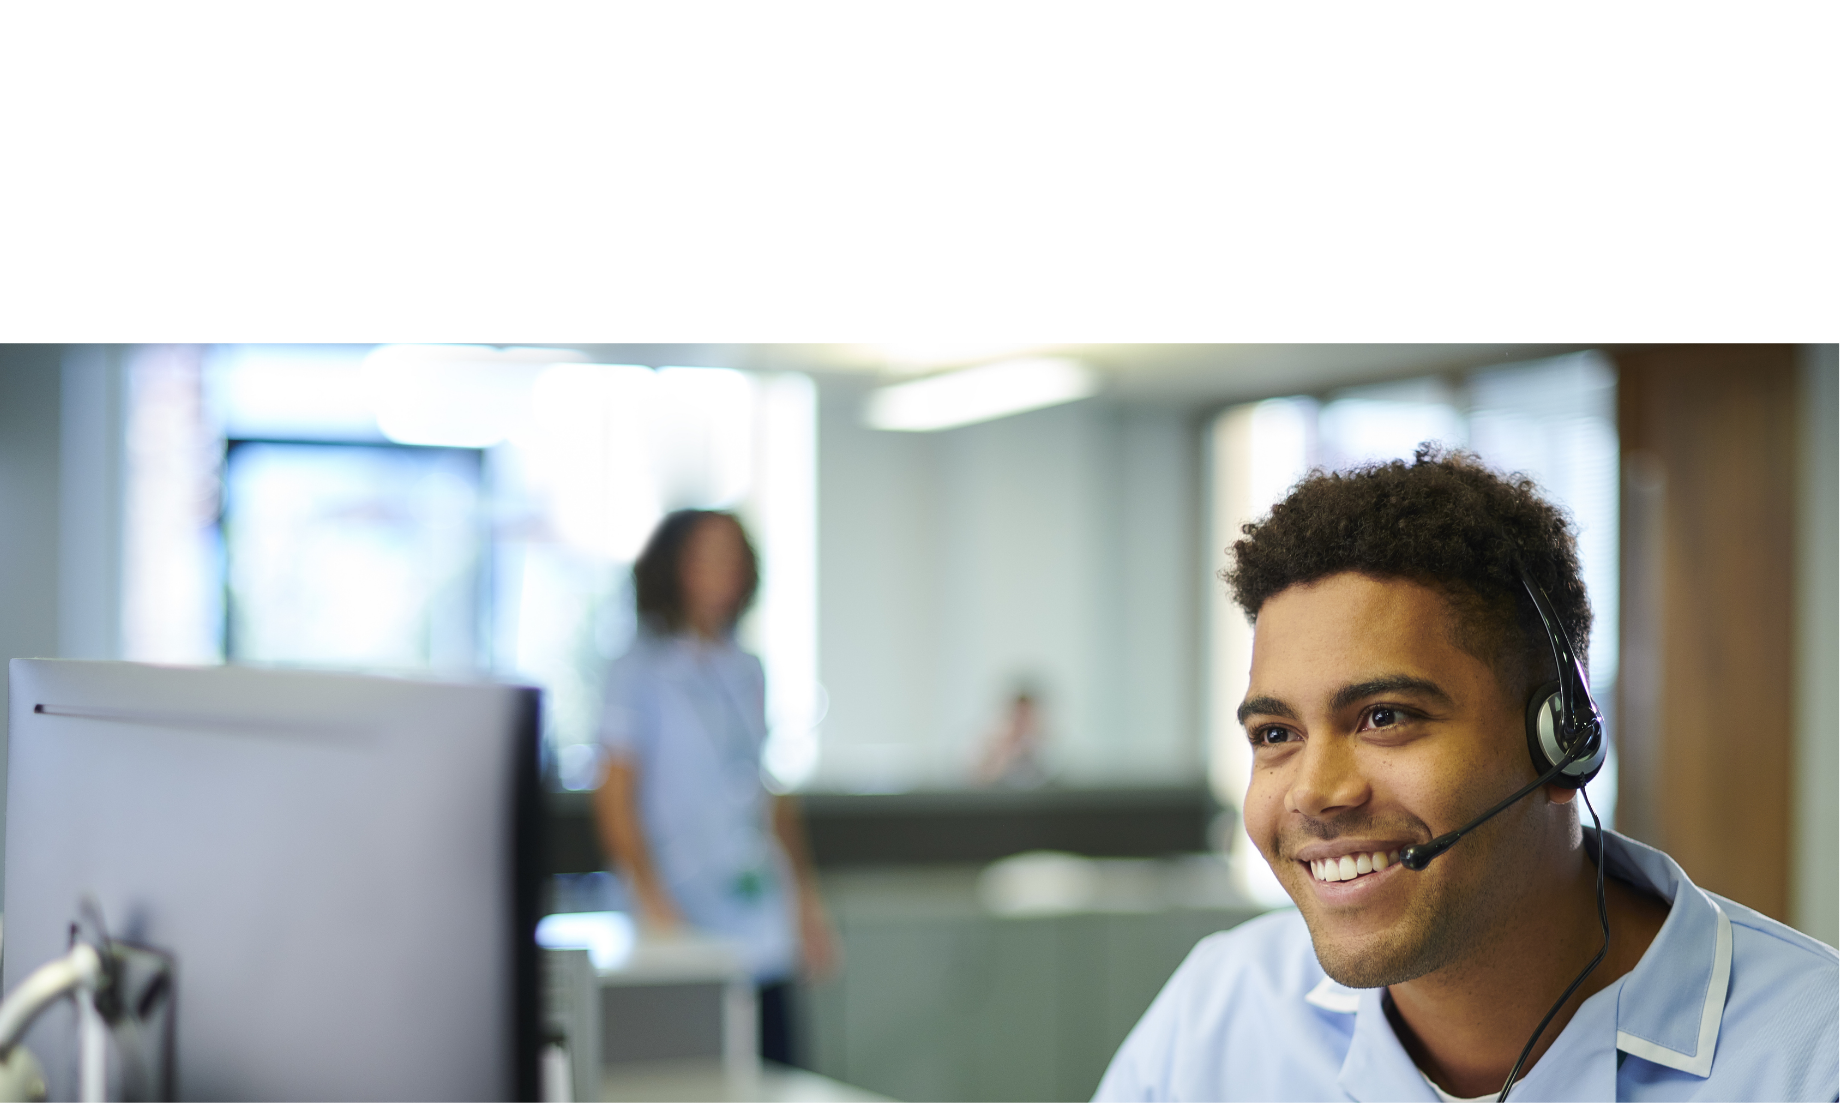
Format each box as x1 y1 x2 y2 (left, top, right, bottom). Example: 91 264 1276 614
1515 562 1602 751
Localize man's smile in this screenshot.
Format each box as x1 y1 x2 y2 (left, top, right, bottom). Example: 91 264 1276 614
1304 846 1403 883
1288 839 1413 902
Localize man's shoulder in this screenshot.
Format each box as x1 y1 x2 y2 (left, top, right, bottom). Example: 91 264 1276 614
1162 907 1326 1011
1689 891 1839 1099
1715 892 1839 969
1188 906 1313 960
1611 830 1838 1021
1713 890 1839 1012
1094 908 1357 1102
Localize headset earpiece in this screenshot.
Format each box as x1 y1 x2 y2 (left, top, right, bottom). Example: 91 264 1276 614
1524 680 1604 788
1404 564 1608 876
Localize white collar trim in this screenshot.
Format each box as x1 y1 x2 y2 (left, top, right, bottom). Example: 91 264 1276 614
1614 893 1732 1077
1305 975 1363 1014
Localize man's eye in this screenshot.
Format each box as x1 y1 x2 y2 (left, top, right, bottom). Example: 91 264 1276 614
1364 706 1399 729
1252 726 1294 746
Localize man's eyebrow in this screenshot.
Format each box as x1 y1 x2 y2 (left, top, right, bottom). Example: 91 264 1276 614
1237 695 1297 725
1330 675 1453 713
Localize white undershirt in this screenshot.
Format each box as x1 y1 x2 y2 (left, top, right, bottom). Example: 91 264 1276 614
1420 1070 1500 1102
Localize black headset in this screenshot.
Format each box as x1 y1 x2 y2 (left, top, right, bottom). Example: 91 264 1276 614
1520 561 1607 787
1399 563 1605 870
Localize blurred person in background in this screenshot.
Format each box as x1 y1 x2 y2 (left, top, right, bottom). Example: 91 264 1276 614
593 509 837 1067
975 681 1053 788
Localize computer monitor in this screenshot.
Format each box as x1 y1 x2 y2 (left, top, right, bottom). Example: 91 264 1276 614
3 659 542 1101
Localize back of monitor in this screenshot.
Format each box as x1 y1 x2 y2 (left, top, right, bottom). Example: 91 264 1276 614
3 660 541 1102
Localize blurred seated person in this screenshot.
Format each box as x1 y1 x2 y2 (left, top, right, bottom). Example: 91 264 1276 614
592 509 836 1067
975 683 1053 788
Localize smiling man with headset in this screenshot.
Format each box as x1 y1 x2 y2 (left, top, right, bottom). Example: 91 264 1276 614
1096 448 1838 1102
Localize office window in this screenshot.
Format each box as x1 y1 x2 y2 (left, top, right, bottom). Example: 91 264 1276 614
122 346 821 791
223 441 485 670
1209 353 1618 905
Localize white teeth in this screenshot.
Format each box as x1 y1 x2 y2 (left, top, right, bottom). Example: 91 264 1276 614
1311 850 1393 883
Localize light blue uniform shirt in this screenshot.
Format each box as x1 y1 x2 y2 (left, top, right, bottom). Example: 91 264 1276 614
1095 829 1838 1101
598 631 796 983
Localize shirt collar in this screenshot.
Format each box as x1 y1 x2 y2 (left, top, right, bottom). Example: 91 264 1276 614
1597 829 1732 1077
1303 828 1731 1095
1331 985 1439 1101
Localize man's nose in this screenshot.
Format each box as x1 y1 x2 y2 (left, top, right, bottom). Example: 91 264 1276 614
1284 736 1370 819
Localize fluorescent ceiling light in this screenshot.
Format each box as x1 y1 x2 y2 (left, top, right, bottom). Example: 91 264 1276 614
864 357 1099 432
863 342 1047 373
210 345 380 440
366 345 587 448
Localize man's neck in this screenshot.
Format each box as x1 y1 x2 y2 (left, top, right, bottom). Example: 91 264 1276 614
1385 854 1669 1098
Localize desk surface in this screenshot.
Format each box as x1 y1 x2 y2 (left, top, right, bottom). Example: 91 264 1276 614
601 1059 892 1103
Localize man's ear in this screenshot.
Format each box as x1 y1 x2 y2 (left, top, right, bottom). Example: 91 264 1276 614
1545 783 1579 806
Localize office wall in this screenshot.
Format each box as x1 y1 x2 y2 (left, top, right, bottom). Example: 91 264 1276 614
0 347 128 899
0 348 64 900
815 382 1202 790
0 346 128 673
1794 345 1838 945
0 349 65 716
56 346 128 660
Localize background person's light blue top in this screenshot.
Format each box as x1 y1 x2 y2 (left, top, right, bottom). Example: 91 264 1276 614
598 631 796 983
1095 830 1839 1102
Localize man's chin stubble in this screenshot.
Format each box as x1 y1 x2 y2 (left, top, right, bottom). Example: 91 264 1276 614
1294 879 1464 989
1276 810 1517 989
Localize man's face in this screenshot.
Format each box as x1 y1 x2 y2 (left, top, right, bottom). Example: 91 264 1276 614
1239 572 1536 988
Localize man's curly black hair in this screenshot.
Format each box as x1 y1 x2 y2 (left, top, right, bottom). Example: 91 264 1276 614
1224 444 1591 703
